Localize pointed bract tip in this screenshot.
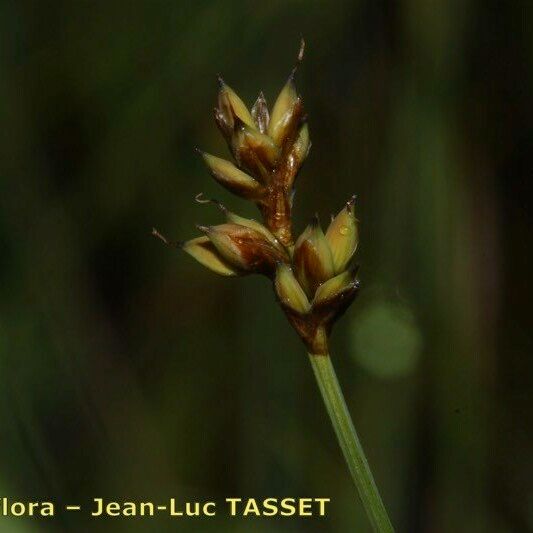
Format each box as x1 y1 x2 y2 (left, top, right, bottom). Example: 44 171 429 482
194 147 204 156
194 193 227 213
287 39 305 83
194 192 210 204
311 213 320 227
288 67 297 84
196 224 211 234
217 74 225 88
297 38 306 63
152 228 184 249
152 227 169 245
347 194 357 210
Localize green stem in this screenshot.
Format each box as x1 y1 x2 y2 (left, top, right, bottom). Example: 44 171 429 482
309 352 394 532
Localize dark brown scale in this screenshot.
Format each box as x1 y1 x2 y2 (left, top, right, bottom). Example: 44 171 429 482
226 226 289 276
293 239 331 297
277 98 305 154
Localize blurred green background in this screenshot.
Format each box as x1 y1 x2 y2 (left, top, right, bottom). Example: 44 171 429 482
1 1 532 532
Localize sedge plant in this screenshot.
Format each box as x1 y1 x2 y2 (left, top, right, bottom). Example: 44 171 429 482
154 41 394 532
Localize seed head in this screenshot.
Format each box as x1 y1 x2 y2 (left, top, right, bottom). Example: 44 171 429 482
203 45 312 246
156 41 361 355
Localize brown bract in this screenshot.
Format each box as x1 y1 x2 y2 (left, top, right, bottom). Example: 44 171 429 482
199 223 289 277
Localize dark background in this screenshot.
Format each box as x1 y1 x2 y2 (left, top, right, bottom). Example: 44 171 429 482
1 1 532 531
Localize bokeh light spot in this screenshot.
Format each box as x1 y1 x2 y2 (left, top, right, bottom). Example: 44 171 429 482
350 296 423 379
